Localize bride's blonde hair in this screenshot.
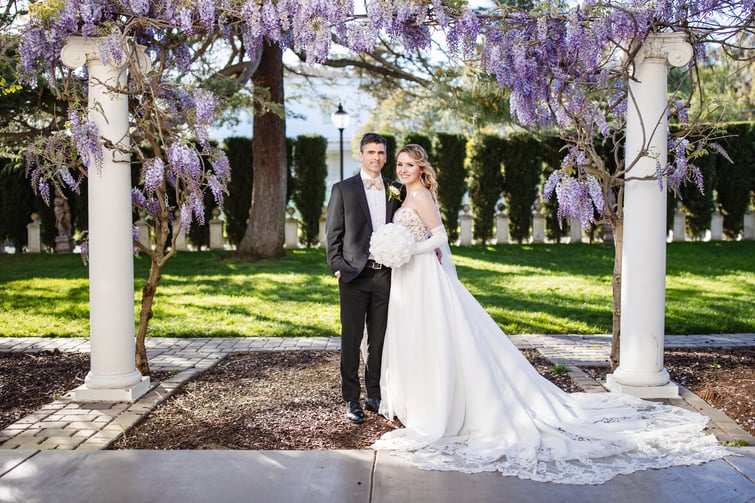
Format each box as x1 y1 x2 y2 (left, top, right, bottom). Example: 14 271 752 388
398 144 438 201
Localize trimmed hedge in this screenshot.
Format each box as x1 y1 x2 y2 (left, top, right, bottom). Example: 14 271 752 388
222 137 254 246
433 132 468 241
501 132 542 243
467 133 504 243
715 123 754 239
679 150 716 240
0 158 37 250
402 133 432 157
382 134 397 181
292 135 328 247
4 123 754 252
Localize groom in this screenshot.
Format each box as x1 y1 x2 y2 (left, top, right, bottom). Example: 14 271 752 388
325 133 402 424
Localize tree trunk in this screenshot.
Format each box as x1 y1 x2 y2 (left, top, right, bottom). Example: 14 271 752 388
610 217 623 370
236 40 286 261
135 262 160 376
134 193 173 376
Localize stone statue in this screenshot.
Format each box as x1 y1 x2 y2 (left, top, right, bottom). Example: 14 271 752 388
53 192 75 253
53 194 72 237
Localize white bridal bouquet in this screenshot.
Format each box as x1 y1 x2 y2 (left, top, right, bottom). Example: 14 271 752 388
369 223 414 268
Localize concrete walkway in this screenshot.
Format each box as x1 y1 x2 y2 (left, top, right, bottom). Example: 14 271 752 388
1 334 754 502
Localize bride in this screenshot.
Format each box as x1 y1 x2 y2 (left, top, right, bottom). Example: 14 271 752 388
370 144 729 485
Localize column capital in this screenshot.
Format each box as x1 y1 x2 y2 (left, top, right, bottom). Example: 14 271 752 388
61 36 150 73
635 32 693 67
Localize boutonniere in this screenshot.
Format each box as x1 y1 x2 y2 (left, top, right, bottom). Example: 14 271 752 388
387 183 403 202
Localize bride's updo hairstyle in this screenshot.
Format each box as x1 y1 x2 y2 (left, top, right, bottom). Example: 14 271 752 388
398 144 439 201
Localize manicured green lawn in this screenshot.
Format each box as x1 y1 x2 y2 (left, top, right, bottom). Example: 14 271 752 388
0 241 752 338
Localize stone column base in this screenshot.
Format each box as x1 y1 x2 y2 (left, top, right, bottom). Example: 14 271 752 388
73 376 151 402
605 374 679 399
54 236 75 253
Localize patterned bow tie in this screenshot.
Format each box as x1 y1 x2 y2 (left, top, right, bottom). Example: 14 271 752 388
363 177 384 190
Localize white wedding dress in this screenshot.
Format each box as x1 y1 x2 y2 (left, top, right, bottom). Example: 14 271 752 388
374 207 729 485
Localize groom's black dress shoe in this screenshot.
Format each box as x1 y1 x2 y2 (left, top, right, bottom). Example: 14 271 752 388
364 397 381 413
346 400 366 423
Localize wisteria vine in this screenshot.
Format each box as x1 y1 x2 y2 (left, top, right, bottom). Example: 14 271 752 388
18 0 755 236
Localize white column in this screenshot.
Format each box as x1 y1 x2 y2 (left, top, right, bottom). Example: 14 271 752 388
62 37 149 401
606 33 693 399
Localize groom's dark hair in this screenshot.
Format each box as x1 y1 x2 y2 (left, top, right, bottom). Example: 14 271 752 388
360 133 387 152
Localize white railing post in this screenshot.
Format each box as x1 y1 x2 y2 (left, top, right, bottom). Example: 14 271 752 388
209 208 225 250
459 205 473 245
284 207 299 248
26 212 42 253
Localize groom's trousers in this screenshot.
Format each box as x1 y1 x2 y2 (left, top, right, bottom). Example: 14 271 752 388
338 264 391 402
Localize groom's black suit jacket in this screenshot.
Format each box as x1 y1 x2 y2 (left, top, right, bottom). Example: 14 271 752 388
325 174 402 282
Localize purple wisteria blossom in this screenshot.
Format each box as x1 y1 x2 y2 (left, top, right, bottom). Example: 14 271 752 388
193 89 219 148
544 147 606 230
129 0 150 17
132 225 142 249
132 187 148 208
212 156 231 184
67 109 103 171
17 0 755 250
167 143 202 186
347 21 378 53
544 174 606 231
446 8 480 58
207 175 224 207
196 0 215 30
261 2 282 43
143 158 165 195
173 43 192 72
37 177 51 205
96 33 126 67
179 202 193 231
178 8 193 34
664 137 707 194
58 167 78 192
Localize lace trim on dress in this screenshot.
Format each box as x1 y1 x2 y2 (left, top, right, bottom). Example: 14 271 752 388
375 398 729 484
394 207 430 243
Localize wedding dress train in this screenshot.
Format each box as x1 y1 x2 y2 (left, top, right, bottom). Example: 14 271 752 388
373 208 729 485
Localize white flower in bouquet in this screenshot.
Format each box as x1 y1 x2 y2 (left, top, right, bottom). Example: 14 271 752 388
369 223 414 268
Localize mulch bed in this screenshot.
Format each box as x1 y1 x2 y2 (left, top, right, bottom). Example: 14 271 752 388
0 350 90 430
111 348 582 450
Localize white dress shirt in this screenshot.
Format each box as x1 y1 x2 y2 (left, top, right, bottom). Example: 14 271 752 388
362 171 386 261
361 171 386 234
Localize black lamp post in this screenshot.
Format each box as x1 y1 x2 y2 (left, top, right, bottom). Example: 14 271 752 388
330 102 350 181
